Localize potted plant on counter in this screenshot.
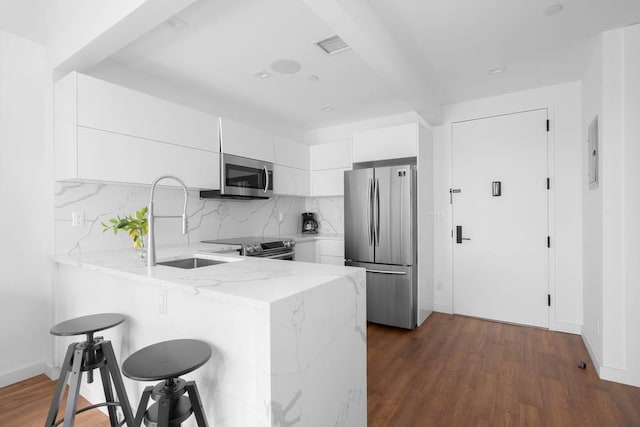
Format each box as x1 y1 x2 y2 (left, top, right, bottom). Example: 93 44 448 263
102 207 149 256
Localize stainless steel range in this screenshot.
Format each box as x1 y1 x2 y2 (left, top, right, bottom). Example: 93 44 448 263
202 236 295 260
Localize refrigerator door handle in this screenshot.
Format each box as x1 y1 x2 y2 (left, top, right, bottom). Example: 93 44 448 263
374 178 380 247
367 178 373 246
365 269 407 275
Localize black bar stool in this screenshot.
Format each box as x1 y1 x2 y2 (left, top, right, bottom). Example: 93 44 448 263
122 339 211 427
45 313 135 427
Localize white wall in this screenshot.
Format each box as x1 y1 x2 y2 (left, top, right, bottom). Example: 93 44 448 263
581 35 604 367
0 31 52 387
432 82 584 334
582 24 640 387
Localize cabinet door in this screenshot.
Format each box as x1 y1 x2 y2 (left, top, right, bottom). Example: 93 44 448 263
220 118 274 162
274 135 309 169
353 123 417 162
273 165 309 196
76 73 219 152
319 255 345 266
310 140 352 170
319 239 344 257
295 241 318 263
311 169 349 196
77 127 219 189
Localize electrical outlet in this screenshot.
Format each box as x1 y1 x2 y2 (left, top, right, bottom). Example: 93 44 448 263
278 212 284 223
158 288 168 315
596 319 601 335
72 212 84 227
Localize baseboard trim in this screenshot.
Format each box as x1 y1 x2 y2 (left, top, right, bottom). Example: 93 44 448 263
0 363 45 388
581 331 602 376
600 366 640 387
44 363 61 381
551 321 582 335
434 304 452 314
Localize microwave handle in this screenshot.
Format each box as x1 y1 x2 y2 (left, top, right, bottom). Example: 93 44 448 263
263 166 269 193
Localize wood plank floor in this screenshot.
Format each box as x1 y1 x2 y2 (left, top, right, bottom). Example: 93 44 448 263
368 313 640 426
0 374 110 427
2 313 640 426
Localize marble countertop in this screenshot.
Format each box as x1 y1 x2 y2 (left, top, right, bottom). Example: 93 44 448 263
51 243 359 308
285 233 344 242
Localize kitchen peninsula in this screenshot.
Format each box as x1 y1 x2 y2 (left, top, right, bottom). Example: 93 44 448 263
51 244 366 426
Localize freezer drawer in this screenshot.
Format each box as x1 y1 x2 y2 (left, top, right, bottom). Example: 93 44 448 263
347 261 416 329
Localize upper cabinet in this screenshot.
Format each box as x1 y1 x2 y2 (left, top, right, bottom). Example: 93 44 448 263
310 140 352 197
352 123 418 163
220 118 274 162
55 72 220 189
273 135 310 197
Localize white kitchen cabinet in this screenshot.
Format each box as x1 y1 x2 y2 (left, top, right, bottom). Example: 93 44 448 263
309 140 352 197
54 72 220 189
295 240 318 263
310 140 352 170
318 238 344 266
274 135 310 170
76 127 219 190
273 165 309 197
353 123 418 162
311 168 349 197
220 118 274 162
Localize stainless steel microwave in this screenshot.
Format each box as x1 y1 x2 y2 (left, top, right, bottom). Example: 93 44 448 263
201 153 273 199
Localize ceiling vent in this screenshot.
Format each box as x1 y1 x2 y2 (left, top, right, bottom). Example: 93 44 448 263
315 35 350 55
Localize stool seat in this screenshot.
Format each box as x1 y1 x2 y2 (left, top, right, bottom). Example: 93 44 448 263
50 313 125 336
123 339 211 381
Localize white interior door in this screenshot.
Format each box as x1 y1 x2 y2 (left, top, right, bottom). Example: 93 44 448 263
452 109 549 328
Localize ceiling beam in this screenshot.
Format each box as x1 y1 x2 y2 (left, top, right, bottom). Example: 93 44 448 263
302 0 442 125
47 0 197 77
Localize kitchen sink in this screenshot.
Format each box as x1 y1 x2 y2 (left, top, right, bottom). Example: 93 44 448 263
157 257 228 269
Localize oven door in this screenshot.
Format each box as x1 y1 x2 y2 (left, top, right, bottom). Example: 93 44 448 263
256 251 295 261
222 154 273 198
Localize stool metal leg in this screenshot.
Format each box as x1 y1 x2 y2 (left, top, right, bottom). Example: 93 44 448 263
133 386 153 427
156 394 171 427
64 345 86 427
102 341 135 426
45 342 75 426
186 381 209 427
98 364 118 427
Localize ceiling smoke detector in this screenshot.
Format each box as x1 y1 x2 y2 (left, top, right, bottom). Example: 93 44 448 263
543 4 564 16
315 35 350 55
270 59 302 74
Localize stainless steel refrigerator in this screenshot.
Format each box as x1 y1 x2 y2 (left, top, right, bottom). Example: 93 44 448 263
344 163 417 329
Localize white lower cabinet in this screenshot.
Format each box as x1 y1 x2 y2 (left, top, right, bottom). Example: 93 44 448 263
311 169 349 197
295 240 318 263
318 239 344 265
75 127 220 189
273 165 309 196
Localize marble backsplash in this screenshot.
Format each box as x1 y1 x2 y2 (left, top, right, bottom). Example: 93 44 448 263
54 182 344 254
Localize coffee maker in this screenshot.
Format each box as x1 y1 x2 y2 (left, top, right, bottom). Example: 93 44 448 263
301 212 319 234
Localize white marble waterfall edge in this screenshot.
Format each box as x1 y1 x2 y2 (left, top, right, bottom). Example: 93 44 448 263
51 251 366 426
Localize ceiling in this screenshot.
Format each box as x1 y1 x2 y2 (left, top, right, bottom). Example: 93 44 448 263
2 0 640 132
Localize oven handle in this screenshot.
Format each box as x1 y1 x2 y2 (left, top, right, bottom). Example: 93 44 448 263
259 251 294 260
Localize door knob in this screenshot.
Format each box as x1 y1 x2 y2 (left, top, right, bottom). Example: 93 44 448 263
456 226 471 244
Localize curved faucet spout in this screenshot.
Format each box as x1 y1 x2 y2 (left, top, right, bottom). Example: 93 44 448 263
147 175 189 267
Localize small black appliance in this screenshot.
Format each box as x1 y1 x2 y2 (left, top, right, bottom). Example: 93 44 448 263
301 212 319 234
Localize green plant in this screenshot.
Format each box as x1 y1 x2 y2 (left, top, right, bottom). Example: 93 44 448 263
102 206 149 249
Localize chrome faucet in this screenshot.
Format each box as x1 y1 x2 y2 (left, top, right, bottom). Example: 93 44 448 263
147 175 189 267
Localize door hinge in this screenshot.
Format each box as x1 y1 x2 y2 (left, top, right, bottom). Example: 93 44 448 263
547 236 551 248
546 119 550 132
546 177 550 190
548 294 551 306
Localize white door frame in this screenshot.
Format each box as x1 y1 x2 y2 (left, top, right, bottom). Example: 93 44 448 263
449 107 556 329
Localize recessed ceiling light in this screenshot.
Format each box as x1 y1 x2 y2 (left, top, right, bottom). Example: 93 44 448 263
488 66 506 75
321 106 334 112
271 59 302 74
255 71 271 79
166 16 189 30
543 4 563 16
309 75 320 82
